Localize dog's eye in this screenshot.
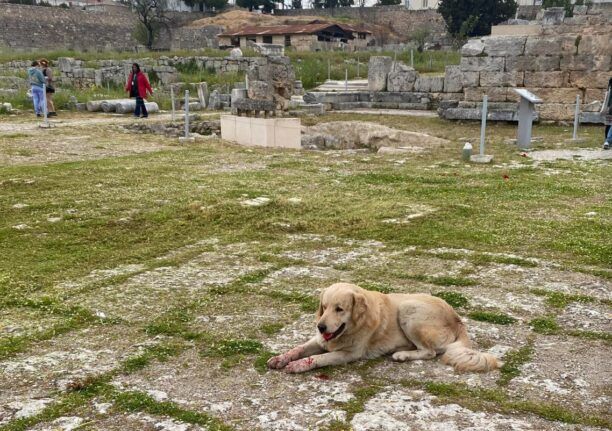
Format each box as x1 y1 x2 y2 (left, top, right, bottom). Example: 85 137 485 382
335 307 343 312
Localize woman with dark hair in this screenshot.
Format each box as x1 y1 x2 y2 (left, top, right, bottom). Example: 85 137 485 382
602 78 612 150
39 58 57 117
125 63 153 118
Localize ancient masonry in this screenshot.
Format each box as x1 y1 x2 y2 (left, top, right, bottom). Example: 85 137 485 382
440 7 612 122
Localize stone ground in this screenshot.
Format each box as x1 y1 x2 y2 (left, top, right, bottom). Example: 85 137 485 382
0 112 610 431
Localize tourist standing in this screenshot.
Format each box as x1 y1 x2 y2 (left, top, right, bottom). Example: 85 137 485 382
602 78 612 150
125 63 153 118
27 61 45 117
39 58 57 117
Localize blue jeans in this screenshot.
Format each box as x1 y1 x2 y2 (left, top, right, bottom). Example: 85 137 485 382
606 125 612 143
31 86 44 115
134 97 148 117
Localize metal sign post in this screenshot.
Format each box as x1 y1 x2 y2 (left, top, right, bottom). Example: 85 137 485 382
345 69 348 91
479 95 488 156
327 59 331 81
513 88 543 149
41 83 49 128
410 49 414 68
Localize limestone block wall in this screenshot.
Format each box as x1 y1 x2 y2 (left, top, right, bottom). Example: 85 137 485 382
440 8 611 121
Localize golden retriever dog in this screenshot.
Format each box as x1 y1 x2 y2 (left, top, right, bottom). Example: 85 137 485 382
267 283 502 373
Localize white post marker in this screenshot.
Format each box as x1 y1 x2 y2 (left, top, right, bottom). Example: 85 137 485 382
184 90 190 138
393 50 397 72
513 88 543 150
328 59 331 81
345 69 348 91
357 57 360 78
470 95 493 163
572 94 580 140
410 49 414 68
170 85 176 122
42 83 49 128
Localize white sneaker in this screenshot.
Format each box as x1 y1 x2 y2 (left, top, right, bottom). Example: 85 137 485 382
604 142 610 150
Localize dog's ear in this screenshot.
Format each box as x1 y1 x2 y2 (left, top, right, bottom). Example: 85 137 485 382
316 289 325 320
353 292 368 316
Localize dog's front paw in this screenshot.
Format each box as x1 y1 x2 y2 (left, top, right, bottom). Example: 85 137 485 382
267 354 291 369
284 357 316 373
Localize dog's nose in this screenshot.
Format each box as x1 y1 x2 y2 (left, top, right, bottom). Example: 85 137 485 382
317 323 327 334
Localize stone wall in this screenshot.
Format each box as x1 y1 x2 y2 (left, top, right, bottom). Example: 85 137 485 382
275 6 446 44
0 3 137 51
439 8 612 121
0 4 221 52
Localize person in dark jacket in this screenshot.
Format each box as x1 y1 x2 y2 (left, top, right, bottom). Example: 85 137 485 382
602 77 612 150
125 63 153 118
40 58 57 117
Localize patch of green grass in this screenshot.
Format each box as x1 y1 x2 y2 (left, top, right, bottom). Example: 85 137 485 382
336 385 384 423
265 290 319 313
253 350 277 374
529 316 560 335
399 273 476 287
260 322 284 335
121 341 186 374
359 281 395 294
565 329 612 342
112 391 233 431
433 291 469 308
498 343 534 386
468 311 516 325
530 289 594 308
203 338 263 357
469 254 538 268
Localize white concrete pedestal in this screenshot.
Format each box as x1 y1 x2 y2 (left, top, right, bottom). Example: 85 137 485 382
220 115 301 149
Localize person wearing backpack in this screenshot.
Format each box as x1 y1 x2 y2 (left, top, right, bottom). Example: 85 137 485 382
27 60 45 117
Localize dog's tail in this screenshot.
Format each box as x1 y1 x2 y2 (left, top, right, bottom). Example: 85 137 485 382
440 324 502 372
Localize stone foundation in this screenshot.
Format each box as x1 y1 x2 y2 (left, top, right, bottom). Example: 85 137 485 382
220 115 301 149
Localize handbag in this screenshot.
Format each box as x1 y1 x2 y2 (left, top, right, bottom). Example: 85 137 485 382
46 84 55 94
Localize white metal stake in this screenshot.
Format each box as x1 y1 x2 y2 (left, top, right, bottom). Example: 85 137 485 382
573 94 580 140
410 49 414 68
42 83 49 127
480 95 488 156
357 57 360 78
328 59 331 81
184 90 190 138
170 86 175 122
393 50 397 72
345 69 348 91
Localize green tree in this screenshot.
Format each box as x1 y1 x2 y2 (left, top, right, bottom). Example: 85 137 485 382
312 0 353 8
377 0 401 5
292 0 302 7
128 0 169 49
438 0 517 37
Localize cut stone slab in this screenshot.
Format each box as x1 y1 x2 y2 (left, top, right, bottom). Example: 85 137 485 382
529 149 612 161
303 121 449 151
0 325 155 425
470 154 494 163
507 336 611 416
350 387 599 431
113 349 360 431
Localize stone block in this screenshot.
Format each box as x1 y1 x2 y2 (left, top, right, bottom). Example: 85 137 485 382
540 7 565 25
584 88 606 104
569 71 609 89
524 71 568 88
560 54 594 71
387 68 417 92
525 88 582 104
248 80 273 101
480 71 523 87
537 103 575 121
524 37 558 56
483 36 527 56
368 56 393 91
220 115 300 149
593 55 611 72
505 55 560 72
578 35 611 56
462 71 480 87
461 39 485 56
414 75 444 93
459 56 505 72
443 66 463 93
464 87 508 102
